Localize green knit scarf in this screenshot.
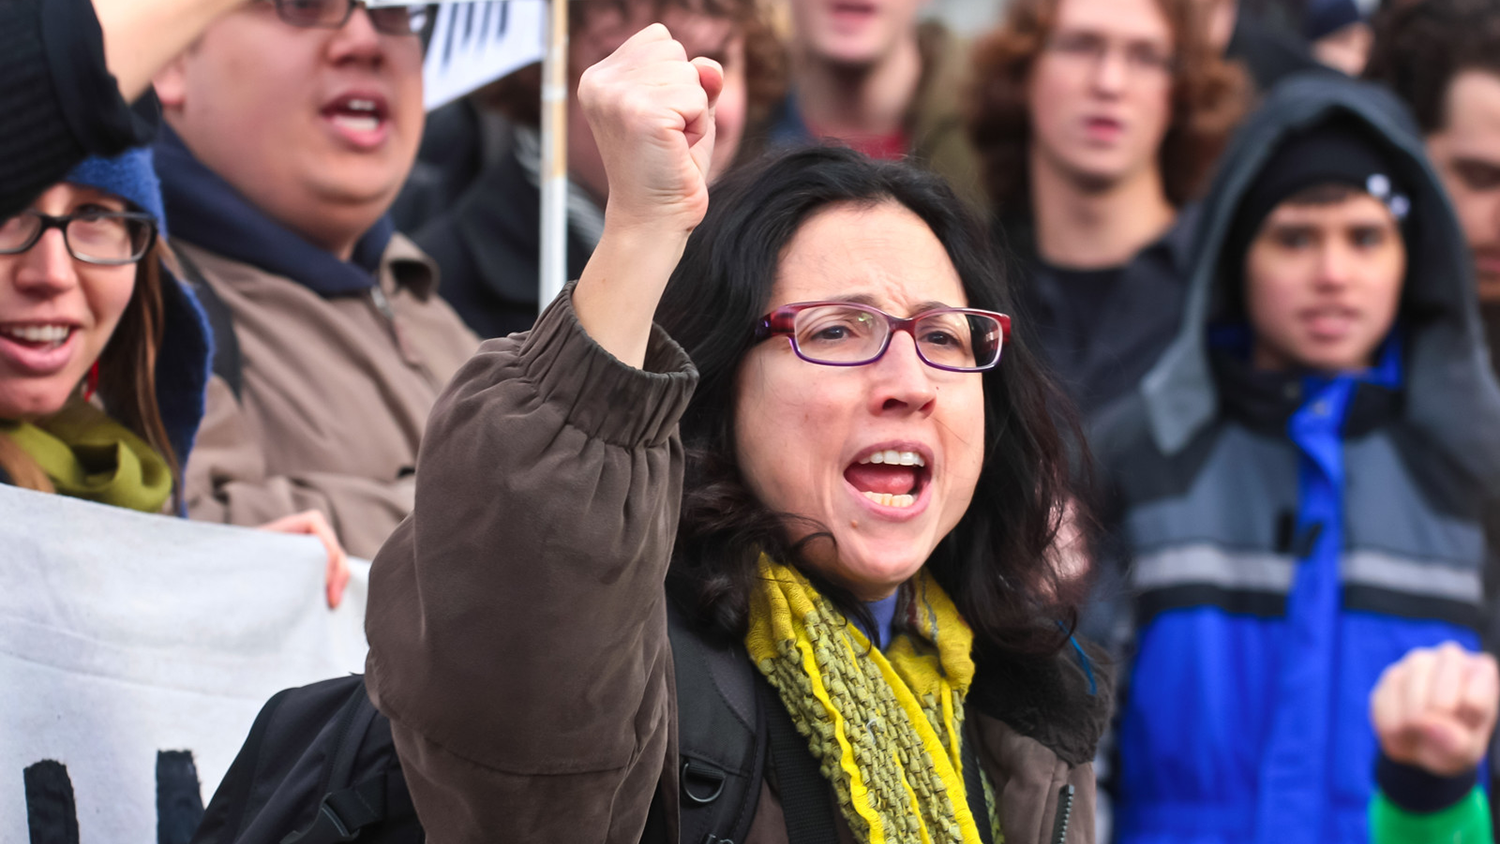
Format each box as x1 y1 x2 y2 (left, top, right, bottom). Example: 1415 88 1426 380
0 401 172 513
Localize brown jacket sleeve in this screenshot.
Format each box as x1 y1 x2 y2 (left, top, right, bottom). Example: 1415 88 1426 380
364 290 698 843
184 375 418 559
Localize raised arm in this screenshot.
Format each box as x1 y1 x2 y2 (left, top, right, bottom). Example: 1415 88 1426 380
573 24 723 367
364 25 721 844
93 0 247 100
1 0 247 218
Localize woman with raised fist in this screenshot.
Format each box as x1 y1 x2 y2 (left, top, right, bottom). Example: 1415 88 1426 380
365 24 1105 844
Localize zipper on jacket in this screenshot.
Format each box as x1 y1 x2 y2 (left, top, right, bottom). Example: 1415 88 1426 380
368 285 424 369
1050 783 1075 844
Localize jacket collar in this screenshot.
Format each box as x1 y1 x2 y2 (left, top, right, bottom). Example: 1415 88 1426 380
154 124 398 298
1211 335 1403 440
971 638 1113 767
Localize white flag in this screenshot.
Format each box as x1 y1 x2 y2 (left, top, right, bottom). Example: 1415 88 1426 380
421 0 548 111
0 485 370 841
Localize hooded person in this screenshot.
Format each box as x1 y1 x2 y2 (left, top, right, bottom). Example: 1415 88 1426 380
1091 74 1500 844
0 148 212 512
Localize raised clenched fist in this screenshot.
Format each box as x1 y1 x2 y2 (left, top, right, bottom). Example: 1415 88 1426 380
1370 642 1500 777
578 24 724 236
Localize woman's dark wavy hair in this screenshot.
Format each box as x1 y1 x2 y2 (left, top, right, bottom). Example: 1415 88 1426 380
657 146 1088 658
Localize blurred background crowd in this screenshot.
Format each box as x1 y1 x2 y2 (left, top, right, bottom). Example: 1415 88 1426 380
7 0 1500 840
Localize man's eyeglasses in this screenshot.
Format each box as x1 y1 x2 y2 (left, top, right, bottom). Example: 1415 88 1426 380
1045 31 1177 79
0 210 157 266
267 0 430 36
754 302 1011 372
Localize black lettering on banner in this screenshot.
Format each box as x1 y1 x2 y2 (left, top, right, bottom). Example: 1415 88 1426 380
24 760 79 844
23 751 205 844
157 750 205 844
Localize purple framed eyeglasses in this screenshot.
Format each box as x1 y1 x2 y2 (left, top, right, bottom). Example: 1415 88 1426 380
753 301 1012 372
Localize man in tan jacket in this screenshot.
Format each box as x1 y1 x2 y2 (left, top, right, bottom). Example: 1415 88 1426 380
151 2 480 558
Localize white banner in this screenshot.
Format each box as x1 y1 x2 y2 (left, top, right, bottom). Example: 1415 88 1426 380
423 0 548 111
0 485 370 841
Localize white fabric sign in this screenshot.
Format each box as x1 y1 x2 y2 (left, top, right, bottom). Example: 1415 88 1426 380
0 484 370 841
420 0 548 111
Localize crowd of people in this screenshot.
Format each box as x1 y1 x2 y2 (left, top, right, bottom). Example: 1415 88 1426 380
6 0 1500 841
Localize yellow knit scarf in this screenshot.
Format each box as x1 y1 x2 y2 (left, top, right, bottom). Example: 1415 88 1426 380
745 555 992 844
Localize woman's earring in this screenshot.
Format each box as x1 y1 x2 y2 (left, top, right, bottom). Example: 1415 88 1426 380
84 362 100 402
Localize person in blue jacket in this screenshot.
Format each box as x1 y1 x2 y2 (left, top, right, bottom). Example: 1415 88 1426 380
1093 73 1500 844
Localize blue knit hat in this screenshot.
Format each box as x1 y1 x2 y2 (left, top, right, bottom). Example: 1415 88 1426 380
64 147 213 485
63 147 167 240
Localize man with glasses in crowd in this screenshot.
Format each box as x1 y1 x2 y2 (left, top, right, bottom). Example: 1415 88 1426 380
152 0 480 559
967 0 1246 423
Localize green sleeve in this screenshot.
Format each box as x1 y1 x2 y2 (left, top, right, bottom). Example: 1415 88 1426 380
1371 787 1493 844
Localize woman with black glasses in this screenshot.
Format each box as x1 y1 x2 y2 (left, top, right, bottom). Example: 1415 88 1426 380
365 26 1109 844
0 149 350 606
0 149 190 511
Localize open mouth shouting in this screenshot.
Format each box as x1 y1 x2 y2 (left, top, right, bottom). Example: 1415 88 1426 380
322 93 391 149
845 445 933 514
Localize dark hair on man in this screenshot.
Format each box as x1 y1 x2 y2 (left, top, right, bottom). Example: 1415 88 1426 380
1363 0 1500 134
657 146 1090 658
966 0 1248 214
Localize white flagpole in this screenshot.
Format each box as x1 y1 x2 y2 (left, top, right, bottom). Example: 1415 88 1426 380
538 0 570 307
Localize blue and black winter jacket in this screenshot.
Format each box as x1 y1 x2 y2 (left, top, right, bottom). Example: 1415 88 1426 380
1094 76 1500 844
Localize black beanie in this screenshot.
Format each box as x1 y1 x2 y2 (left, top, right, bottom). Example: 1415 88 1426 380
1305 0 1362 42
1221 117 1411 291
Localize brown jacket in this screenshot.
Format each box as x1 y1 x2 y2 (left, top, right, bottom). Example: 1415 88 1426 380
365 291 1109 843
181 236 480 559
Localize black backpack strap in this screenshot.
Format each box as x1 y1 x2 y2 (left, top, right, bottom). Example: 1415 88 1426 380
962 721 995 844
174 247 244 402
279 777 385 844
280 682 387 844
666 604 766 844
321 682 381 795
760 679 839 844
